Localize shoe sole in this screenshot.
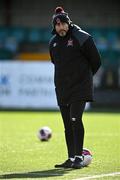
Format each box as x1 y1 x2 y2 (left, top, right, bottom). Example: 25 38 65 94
55 164 73 168
72 164 84 169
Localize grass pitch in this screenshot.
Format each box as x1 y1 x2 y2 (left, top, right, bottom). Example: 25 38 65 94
0 111 120 180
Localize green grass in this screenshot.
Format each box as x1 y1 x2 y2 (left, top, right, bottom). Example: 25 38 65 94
0 111 120 180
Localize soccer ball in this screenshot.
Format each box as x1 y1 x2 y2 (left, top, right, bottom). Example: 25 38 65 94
82 148 92 166
37 126 52 141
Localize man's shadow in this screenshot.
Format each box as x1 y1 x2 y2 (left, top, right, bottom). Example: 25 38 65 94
0 168 74 179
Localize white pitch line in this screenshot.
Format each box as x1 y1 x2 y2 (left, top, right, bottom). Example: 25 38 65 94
74 172 120 180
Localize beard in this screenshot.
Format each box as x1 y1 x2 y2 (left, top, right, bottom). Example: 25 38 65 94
58 30 67 37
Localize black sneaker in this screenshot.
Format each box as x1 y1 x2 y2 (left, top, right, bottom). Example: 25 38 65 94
72 157 84 169
55 159 73 168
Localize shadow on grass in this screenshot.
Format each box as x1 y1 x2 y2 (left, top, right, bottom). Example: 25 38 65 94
0 168 73 179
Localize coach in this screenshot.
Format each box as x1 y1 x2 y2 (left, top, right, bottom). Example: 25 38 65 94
49 7 101 169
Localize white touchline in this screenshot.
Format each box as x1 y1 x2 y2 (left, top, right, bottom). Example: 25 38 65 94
74 172 120 180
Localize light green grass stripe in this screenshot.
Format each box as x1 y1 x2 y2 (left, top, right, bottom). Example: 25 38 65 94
74 172 120 180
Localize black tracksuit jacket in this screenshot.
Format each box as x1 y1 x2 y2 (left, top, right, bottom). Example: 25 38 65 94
49 24 101 106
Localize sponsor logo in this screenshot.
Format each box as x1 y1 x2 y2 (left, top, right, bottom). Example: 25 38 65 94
53 42 57 47
0 75 11 96
0 75 9 85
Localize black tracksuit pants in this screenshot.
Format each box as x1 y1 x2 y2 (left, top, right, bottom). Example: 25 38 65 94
59 101 86 158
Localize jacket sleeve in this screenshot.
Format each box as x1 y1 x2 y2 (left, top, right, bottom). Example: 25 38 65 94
81 36 101 75
49 48 54 64
49 36 55 64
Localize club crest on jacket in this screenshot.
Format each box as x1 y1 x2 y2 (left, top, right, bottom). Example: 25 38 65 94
67 39 73 46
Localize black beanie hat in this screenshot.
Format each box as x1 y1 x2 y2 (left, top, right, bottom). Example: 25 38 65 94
52 7 72 27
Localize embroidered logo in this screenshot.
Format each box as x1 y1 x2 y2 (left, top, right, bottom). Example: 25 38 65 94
72 118 76 121
67 39 73 47
53 42 57 47
56 18 61 24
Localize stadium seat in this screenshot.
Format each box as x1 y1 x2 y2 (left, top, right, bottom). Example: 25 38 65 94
91 28 108 50
27 28 43 42
42 28 52 42
8 27 27 43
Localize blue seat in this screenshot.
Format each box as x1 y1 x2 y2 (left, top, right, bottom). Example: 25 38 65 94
91 29 108 51
8 27 27 42
28 28 43 42
42 28 52 42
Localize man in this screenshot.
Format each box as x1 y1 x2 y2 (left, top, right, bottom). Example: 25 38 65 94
49 7 101 169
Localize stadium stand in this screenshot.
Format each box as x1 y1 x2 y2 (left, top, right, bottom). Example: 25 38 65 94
0 26 120 61
0 0 120 61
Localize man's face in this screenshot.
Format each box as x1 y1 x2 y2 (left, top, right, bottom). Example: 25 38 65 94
55 22 69 37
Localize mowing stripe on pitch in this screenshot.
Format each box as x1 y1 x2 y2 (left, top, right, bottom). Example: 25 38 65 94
74 172 120 180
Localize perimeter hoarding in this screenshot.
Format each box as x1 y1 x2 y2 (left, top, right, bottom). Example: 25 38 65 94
0 61 58 109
